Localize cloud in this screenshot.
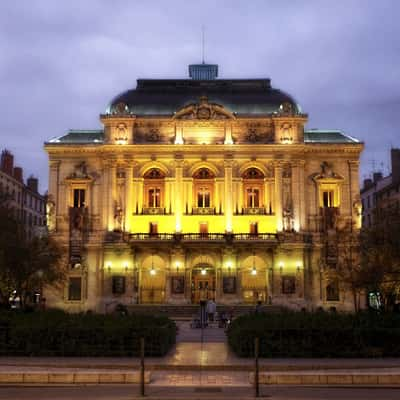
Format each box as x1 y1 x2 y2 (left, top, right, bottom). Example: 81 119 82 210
0 0 399 191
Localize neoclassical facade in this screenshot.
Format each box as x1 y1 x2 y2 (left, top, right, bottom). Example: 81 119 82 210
44 63 363 312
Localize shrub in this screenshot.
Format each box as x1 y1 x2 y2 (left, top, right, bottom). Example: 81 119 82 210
226 310 400 357
0 309 176 357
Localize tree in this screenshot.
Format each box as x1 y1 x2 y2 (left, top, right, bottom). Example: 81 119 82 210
360 206 400 311
0 192 66 308
333 221 364 312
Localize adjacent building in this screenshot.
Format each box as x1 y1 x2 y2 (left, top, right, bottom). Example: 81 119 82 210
44 63 363 312
361 149 400 228
0 149 46 238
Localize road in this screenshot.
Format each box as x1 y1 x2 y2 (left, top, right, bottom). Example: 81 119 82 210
1 385 400 400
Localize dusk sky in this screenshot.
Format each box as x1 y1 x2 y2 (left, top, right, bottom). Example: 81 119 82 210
1 0 399 193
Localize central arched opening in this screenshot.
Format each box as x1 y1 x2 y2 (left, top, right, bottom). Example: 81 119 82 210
191 263 215 304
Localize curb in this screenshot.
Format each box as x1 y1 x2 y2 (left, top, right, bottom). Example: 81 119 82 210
0 371 151 385
250 372 400 385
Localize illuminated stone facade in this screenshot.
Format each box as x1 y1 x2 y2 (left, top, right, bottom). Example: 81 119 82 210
44 64 363 312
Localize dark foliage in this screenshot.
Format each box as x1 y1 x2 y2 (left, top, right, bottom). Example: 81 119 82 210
0 309 176 357
227 310 400 357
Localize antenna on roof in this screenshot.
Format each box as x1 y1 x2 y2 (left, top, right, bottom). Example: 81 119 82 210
202 25 205 64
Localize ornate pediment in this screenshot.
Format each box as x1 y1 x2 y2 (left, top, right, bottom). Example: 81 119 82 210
312 161 343 181
174 96 235 120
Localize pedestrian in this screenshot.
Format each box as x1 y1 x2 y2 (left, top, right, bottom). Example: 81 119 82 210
207 299 216 322
255 300 262 314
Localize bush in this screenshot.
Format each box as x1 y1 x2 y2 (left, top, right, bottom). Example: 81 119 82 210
0 309 176 357
226 310 400 357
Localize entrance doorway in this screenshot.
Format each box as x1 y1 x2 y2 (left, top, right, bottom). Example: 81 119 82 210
191 266 215 304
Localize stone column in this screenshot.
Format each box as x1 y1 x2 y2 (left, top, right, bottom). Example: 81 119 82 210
224 159 233 232
348 160 360 224
187 178 193 214
137 178 144 214
274 163 283 231
175 123 184 144
124 162 133 232
164 178 171 214
48 160 60 230
291 161 300 232
175 158 184 232
107 165 116 231
238 179 243 214
264 179 269 212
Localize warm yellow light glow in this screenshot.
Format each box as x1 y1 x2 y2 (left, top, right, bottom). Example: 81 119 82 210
150 268 156 276
201 268 207 275
279 262 284 269
116 138 128 145
123 262 129 270
226 261 232 270
251 267 257 275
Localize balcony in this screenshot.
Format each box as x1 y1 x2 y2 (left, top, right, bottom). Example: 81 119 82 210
191 207 216 215
233 233 277 242
242 207 266 215
123 232 278 245
142 207 165 215
180 233 225 242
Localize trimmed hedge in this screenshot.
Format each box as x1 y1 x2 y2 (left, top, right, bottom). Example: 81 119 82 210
226 310 400 357
0 309 176 356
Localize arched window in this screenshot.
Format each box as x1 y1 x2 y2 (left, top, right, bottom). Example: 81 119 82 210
193 168 215 213
242 168 264 212
143 168 165 213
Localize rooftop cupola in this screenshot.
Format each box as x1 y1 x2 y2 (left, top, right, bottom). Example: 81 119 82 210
188 63 218 80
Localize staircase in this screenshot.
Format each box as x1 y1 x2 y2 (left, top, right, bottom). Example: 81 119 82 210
176 321 227 343
127 304 282 319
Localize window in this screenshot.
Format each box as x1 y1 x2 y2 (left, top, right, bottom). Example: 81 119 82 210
112 276 126 295
282 276 296 294
250 222 258 235
199 222 208 235
68 277 82 301
149 222 158 235
197 187 210 208
326 280 339 301
73 189 86 208
246 188 260 208
322 190 334 207
148 188 161 207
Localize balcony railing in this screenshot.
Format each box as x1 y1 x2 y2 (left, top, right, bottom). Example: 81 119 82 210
242 207 266 215
142 207 165 215
233 233 277 241
129 233 174 241
191 207 216 215
181 233 225 241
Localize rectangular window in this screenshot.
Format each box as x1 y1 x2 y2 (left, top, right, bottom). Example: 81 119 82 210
73 189 86 208
250 222 258 235
197 187 210 208
68 277 82 301
149 222 158 235
326 280 340 301
199 222 208 235
246 188 260 208
148 188 161 207
322 190 334 207
112 276 126 295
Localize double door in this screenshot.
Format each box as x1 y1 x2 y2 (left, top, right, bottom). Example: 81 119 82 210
191 275 215 304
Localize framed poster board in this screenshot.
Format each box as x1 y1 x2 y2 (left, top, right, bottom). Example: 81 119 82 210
112 276 126 295
171 276 185 294
223 276 236 294
282 276 296 294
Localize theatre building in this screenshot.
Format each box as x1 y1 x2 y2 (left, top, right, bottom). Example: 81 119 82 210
44 63 363 312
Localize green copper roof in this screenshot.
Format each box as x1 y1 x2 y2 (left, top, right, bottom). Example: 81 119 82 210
47 130 104 144
46 129 359 145
304 129 359 143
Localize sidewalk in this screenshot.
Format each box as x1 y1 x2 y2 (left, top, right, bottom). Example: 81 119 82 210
1 321 400 385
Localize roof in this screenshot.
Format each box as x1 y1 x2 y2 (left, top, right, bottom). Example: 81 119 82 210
304 130 360 143
105 79 302 116
47 128 360 145
47 130 104 144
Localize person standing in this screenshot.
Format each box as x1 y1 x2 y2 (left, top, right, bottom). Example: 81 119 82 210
207 299 216 322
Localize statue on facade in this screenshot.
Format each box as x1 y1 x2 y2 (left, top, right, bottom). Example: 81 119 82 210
283 206 294 231
114 203 124 232
46 197 56 232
